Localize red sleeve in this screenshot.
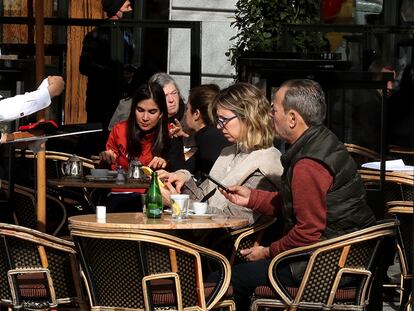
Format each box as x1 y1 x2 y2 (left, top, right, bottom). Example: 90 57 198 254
269 158 333 257
105 123 128 170
247 189 282 217
106 125 118 152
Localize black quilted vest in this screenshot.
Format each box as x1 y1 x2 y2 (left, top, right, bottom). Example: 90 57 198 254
280 125 375 239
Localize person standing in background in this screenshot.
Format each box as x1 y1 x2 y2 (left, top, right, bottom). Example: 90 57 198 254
349 60 395 152
387 63 414 149
79 0 134 154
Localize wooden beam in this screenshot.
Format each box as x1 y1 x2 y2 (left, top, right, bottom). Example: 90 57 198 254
35 0 46 233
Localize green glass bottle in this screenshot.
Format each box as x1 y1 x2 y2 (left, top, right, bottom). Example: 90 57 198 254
145 171 162 218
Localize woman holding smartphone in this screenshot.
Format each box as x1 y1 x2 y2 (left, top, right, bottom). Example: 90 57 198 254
159 83 283 224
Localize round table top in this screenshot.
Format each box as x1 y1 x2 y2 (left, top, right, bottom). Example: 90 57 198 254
68 212 249 231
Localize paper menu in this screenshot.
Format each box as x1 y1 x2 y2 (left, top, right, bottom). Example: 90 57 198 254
361 159 414 172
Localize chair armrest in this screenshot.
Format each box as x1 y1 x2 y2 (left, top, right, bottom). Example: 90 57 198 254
142 272 184 311
266 220 397 306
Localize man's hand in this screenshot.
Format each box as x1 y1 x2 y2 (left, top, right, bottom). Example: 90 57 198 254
240 246 270 261
47 76 65 98
218 185 251 207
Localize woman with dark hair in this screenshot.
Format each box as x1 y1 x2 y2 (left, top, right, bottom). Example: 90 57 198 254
99 82 185 212
183 84 231 179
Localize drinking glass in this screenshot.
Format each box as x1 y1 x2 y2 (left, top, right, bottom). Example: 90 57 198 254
170 194 189 220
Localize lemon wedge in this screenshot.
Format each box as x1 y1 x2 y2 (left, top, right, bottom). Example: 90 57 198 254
171 200 181 216
141 166 164 187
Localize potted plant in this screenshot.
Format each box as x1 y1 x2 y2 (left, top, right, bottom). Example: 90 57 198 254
227 0 329 72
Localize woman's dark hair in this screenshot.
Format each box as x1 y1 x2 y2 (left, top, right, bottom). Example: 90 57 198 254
126 82 169 159
188 84 220 126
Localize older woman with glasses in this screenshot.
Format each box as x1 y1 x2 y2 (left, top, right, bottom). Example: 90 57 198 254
160 82 283 224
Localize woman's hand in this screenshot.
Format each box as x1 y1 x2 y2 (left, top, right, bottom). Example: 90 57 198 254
160 181 179 206
169 119 189 138
99 149 117 164
166 171 188 192
157 170 188 192
218 185 251 207
148 156 167 169
157 169 171 181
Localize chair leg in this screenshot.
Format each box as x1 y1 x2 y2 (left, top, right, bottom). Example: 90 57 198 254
399 279 412 311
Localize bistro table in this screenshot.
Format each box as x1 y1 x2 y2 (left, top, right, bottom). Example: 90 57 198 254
69 212 250 232
48 177 149 211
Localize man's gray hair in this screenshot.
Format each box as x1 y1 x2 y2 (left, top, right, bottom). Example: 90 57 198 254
280 79 326 126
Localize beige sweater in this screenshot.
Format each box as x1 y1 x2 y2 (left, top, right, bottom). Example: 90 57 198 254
182 144 283 224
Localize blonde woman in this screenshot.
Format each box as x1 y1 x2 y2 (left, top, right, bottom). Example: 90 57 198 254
160 83 283 224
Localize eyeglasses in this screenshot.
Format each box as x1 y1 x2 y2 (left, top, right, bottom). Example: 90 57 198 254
216 115 237 129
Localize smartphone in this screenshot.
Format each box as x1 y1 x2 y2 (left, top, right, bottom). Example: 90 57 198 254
202 173 231 193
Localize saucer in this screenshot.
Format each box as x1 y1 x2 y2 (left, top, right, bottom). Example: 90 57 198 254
189 214 216 219
85 175 116 181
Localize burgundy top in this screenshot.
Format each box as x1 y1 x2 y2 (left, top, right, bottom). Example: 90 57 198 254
248 158 333 257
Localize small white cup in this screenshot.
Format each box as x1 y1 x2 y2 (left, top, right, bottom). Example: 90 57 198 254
192 202 208 214
96 205 106 220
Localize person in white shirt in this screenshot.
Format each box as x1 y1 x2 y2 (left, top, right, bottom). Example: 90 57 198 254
0 76 65 122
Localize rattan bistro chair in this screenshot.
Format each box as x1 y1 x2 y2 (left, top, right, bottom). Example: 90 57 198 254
344 143 380 167
70 228 234 310
15 149 96 176
0 181 67 236
358 169 414 203
0 223 85 310
250 220 398 311
386 201 413 311
388 145 414 166
15 149 96 213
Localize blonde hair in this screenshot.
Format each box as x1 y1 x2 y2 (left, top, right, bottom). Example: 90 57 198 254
210 82 274 151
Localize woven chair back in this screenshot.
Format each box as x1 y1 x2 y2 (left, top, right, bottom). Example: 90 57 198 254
71 229 231 310
0 223 83 309
251 221 397 310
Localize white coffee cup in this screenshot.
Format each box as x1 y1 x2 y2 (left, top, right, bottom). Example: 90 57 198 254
192 202 208 214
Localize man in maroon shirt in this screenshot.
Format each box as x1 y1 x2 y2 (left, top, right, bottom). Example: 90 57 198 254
221 79 375 310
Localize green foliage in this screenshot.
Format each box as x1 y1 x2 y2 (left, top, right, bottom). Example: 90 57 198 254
227 0 328 69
